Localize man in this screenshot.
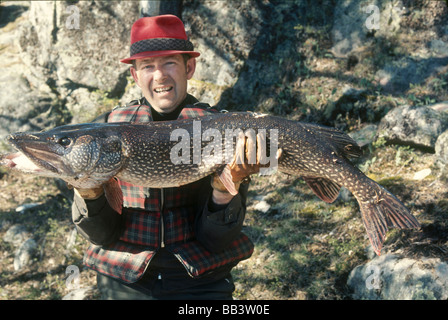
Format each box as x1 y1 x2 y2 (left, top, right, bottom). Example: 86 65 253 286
72 15 261 300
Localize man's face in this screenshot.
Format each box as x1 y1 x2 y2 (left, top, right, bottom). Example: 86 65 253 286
130 54 196 114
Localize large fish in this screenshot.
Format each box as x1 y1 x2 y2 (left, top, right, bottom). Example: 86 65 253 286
1 112 419 255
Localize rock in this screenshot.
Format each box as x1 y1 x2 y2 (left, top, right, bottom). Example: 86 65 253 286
0 220 12 232
65 228 78 256
184 0 263 107
18 1 137 94
429 39 448 57
64 88 119 124
430 101 448 113
435 130 448 165
119 83 143 107
3 224 31 247
412 169 432 181
331 0 375 58
14 238 37 271
376 105 448 151
349 124 378 147
253 200 271 214
337 186 353 203
347 253 448 300
3 224 36 271
62 286 95 300
435 130 448 180
0 2 53 150
331 0 406 58
15 203 40 213
375 56 448 94
0 1 138 150
186 1 329 110
185 1 262 85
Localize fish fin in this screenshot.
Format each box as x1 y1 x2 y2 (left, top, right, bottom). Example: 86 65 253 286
218 165 239 196
359 184 420 256
104 177 123 215
303 176 341 203
309 124 363 158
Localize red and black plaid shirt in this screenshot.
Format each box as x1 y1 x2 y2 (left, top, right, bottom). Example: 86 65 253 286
83 97 253 283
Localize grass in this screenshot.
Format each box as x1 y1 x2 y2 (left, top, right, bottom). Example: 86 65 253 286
231 140 448 300
231 172 368 300
0 172 99 300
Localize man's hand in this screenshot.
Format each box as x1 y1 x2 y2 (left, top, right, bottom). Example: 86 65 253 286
73 186 104 200
211 130 282 204
71 178 123 214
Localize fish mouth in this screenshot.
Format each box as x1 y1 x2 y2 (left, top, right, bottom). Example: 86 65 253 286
21 146 63 174
6 134 66 175
1 152 44 173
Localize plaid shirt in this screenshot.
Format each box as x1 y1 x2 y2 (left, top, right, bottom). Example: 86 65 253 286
83 98 254 283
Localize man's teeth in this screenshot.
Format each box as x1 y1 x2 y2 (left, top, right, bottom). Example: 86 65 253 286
155 87 172 93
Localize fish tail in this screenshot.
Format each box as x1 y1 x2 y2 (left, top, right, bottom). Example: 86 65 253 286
358 183 420 256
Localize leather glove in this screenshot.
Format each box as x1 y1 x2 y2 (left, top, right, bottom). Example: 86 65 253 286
74 187 104 200
69 178 123 214
211 130 282 194
68 183 104 200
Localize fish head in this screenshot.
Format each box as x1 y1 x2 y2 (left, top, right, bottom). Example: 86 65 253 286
4 124 126 188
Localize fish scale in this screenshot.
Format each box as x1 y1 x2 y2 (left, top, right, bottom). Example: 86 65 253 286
2 112 420 255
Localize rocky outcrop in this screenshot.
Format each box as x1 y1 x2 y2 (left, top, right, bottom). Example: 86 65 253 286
0 1 138 150
376 104 448 152
376 56 448 94
435 130 448 164
3 224 36 271
435 129 448 180
347 253 448 300
331 0 407 58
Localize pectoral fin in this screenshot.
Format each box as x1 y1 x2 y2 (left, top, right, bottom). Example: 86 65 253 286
104 177 123 214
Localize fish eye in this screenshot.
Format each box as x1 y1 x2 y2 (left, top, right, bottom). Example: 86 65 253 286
58 137 71 147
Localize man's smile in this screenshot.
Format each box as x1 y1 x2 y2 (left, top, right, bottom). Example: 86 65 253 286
154 86 173 94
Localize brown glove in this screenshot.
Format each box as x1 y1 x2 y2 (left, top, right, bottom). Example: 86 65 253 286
211 130 282 194
73 186 104 200
210 173 244 193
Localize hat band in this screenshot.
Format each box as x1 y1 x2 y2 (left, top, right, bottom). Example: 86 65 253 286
130 38 194 56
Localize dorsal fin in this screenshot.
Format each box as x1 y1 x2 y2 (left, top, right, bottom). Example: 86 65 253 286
307 124 363 158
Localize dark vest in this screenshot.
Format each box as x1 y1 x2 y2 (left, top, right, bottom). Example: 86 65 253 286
83 100 254 283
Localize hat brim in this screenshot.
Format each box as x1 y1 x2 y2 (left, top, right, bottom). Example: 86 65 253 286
120 50 200 64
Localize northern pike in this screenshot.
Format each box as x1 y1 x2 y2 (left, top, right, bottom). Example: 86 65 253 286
1 112 420 255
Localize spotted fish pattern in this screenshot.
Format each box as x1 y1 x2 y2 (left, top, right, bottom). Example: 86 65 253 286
3 112 420 255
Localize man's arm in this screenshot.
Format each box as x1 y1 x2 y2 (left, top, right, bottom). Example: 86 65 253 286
195 178 249 253
195 130 269 253
72 190 123 246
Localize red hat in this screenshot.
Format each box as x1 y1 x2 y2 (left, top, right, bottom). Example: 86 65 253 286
120 15 200 64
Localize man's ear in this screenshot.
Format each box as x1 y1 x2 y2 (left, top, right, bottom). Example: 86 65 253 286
130 67 141 88
186 58 196 80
